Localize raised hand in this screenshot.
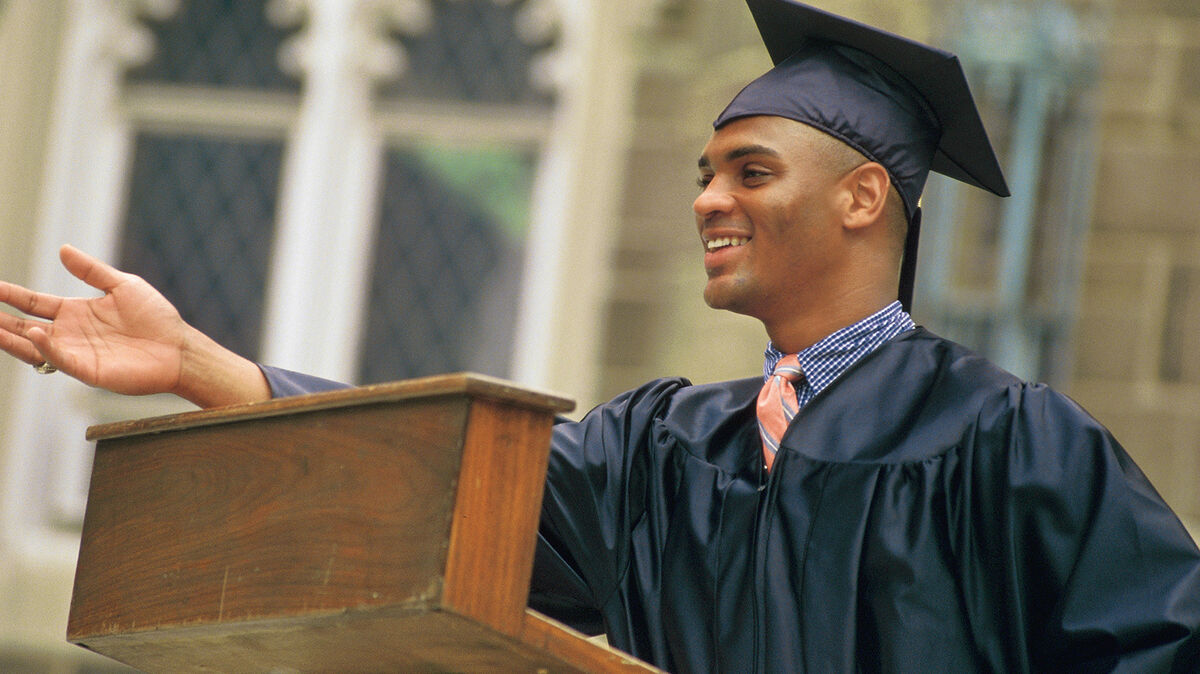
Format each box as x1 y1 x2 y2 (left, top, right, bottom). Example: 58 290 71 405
0 245 270 407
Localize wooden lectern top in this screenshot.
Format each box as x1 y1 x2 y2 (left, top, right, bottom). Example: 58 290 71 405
86 372 576 441
69 373 661 673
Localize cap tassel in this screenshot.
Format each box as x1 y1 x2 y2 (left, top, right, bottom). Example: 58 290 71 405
898 207 922 313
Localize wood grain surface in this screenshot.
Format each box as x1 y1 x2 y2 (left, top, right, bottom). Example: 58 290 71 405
67 374 662 671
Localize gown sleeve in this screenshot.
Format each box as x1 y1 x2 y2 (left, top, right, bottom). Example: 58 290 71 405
964 383 1200 672
257 364 352 397
528 377 688 635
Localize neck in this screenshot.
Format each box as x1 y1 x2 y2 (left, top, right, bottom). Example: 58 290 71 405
762 287 896 353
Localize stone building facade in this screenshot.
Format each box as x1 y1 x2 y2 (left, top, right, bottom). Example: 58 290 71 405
1071 0 1200 532
598 0 1200 537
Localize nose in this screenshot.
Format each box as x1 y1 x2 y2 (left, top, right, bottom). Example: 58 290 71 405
693 179 736 220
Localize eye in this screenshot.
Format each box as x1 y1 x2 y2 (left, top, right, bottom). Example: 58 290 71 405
696 173 714 189
741 165 770 185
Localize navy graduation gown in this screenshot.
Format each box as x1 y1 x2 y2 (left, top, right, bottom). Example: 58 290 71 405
527 329 1200 673
259 328 1200 672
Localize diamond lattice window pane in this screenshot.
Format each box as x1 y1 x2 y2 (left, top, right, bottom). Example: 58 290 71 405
126 0 298 91
118 133 282 360
357 145 535 384
381 0 555 104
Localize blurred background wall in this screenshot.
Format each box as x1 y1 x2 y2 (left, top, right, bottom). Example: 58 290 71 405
0 0 1195 670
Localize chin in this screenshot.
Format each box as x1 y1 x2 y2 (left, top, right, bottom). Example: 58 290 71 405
702 285 729 311
703 285 753 316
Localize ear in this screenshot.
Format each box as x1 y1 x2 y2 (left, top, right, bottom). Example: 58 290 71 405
839 162 890 231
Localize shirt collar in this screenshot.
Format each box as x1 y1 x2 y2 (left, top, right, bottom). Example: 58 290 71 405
763 301 915 401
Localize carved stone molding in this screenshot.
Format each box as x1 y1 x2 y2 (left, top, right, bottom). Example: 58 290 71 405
270 0 433 83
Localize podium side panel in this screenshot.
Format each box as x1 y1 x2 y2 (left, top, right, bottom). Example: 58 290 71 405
442 400 555 635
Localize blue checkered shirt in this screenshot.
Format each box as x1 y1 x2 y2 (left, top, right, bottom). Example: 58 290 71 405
763 301 915 409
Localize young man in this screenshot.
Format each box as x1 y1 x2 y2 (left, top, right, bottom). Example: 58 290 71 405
2 1 1198 671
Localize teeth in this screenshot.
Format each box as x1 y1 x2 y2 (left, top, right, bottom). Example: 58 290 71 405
706 236 749 251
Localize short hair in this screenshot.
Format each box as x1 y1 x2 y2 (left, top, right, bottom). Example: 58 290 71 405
801 123 909 258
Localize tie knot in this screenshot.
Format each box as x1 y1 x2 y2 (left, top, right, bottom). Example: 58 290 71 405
772 354 803 383
758 353 803 471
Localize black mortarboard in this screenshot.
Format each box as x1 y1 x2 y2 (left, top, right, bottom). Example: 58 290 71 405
714 0 1010 310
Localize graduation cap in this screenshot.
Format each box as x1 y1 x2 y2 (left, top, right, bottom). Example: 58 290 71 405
714 0 1010 311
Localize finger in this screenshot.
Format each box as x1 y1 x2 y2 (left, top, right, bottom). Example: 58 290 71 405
25 326 58 365
0 309 46 336
0 313 50 365
0 280 64 320
60 244 128 294
26 326 88 384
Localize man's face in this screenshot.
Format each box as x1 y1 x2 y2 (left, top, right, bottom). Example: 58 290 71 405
694 115 849 324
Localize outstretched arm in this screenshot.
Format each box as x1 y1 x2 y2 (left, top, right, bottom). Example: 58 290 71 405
0 245 270 408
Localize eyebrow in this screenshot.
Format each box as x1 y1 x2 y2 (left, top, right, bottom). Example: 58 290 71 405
697 143 782 169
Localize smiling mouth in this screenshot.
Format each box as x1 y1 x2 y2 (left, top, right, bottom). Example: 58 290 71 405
705 236 749 252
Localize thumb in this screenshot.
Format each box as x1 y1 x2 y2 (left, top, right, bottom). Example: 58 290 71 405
60 245 127 294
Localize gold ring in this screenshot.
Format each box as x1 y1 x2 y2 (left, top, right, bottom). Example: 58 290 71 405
34 362 57 374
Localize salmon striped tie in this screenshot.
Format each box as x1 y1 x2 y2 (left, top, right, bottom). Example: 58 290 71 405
757 354 803 471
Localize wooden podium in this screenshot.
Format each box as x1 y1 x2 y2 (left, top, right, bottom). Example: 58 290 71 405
67 374 660 672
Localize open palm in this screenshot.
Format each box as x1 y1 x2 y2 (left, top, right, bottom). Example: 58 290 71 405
0 245 188 396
